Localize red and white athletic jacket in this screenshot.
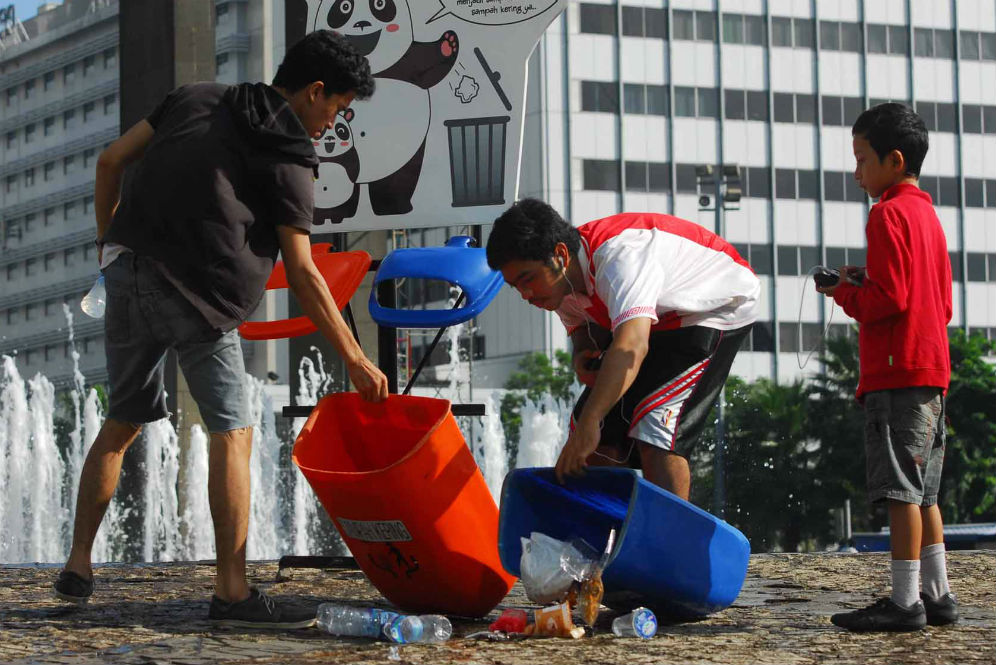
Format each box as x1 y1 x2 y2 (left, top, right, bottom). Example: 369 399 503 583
557 213 760 334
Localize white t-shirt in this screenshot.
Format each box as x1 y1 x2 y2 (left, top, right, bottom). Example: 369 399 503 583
556 213 760 334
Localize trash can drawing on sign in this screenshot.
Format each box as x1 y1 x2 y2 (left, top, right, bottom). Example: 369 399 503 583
444 116 510 207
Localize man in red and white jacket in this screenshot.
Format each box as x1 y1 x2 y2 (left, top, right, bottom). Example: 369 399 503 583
486 199 759 500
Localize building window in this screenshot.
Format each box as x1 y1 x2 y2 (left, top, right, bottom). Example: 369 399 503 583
915 28 933 57
750 322 775 352
624 84 645 114
103 47 117 69
5 175 16 192
840 22 862 52
982 33 996 60
43 71 55 91
64 108 76 130
965 179 985 208
84 148 96 167
776 169 796 198
581 81 617 113
582 159 620 191
621 6 666 39
578 3 616 35
749 244 773 275
674 86 696 116
24 167 35 187
64 155 75 174
83 101 95 122
771 17 792 47
44 116 55 136
697 87 719 118
43 161 54 181
779 322 800 352
963 105 983 133
64 247 75 267
83 195 94 214
24 123 35 143
83 55 95 77
64 63 76 84
5 130 15 149
985 106 996 134
24 79 34 99
960 31 980 60
695 11 717 41
104 94 116 115
820 21 840 50
216 53 229 74
44 207 56 225
723 14 744 44
64 200 76 219
6 87 15 107
966 253 987 282
745 167 770 199
673 10 694 40
625 161 670 193
25 258 36 277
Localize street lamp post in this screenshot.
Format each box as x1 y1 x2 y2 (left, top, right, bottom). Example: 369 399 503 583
696 164 741 519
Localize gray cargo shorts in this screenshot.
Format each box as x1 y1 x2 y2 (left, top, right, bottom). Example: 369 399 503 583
863 386 945 506
103 254 250 433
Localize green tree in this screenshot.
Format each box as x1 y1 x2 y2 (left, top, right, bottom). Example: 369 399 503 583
500 351 577 464
940 331 996 522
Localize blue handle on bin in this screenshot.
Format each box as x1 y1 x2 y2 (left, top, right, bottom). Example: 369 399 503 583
369 236 504 328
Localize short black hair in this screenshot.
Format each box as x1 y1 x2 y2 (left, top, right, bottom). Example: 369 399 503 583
272 30 375 99
486 198 580 269
851 103 928 178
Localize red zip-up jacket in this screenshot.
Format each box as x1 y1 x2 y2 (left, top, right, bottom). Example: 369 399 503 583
833 183 952 399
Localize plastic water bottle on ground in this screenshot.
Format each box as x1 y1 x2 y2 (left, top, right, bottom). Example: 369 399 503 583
417 615 452 642
80 275 106 319
316 603 398 638
382 615 423 644
611 607 657 638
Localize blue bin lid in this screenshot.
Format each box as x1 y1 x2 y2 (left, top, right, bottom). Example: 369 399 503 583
369 236 504 328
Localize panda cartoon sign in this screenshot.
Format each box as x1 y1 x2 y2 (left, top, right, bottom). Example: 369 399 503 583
289 0 566 231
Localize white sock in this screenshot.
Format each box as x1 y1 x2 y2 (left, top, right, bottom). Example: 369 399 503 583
920 542 951 600
891 559 920 608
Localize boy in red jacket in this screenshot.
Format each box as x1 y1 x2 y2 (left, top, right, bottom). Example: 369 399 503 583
817 103 956 631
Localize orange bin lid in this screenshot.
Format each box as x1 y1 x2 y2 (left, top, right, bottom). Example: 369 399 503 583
238 246 370 340
293 393 515 616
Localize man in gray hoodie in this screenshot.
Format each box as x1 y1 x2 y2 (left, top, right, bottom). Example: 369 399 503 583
53 31 385 628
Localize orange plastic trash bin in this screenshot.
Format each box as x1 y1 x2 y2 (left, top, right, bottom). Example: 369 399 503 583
293 393 515 617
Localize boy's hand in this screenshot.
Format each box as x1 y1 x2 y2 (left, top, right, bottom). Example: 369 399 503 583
817 265 865 297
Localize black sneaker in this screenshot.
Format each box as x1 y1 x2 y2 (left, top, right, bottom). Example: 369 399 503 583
830 598 927 632
921 592 959 626
53 570 94 606
209 588 316 629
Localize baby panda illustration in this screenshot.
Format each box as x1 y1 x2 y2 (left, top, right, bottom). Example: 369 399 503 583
313 109 360 224
310 0 459 217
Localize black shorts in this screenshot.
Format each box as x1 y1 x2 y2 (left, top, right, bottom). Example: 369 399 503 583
570 324 750 462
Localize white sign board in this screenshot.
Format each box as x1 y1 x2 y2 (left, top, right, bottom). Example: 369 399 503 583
294 0 566 231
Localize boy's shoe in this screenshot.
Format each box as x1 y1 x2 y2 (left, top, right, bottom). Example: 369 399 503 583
209 588 316 629
921 592 959 626
53 570 94 606
830 598 927 632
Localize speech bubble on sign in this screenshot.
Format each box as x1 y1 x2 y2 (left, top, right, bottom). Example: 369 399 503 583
427 0 560 26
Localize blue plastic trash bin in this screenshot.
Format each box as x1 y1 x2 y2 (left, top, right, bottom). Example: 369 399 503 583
497 467 750 619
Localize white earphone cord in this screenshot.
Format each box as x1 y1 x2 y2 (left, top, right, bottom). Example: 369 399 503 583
797 266 836 370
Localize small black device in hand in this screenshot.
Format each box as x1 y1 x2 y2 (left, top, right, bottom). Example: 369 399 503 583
813 267 840 288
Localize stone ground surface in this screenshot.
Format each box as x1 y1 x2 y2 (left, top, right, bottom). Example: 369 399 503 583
1 551 993 665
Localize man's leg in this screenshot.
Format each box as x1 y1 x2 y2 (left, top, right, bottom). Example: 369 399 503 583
208 426 253 603
64 419 143 577
638 444 690 499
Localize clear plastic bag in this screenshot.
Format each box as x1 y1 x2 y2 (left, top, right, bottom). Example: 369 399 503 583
519 532 597 605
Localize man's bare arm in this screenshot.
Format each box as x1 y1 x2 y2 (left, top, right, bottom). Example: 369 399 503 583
277 226 388 402
95 120 155 242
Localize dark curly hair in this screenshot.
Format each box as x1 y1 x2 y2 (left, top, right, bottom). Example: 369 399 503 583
272 30 375 99
852 102 928 177
486 198 580 270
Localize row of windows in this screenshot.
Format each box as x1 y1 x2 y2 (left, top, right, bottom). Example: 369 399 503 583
5 147 101 192
2 243 96 283
582 81 996 134
587 160 868 202
0 337 100 364
583 159 990 209
577 5 996 60
4 95 116 150
1 194 97 243
3 48 117 107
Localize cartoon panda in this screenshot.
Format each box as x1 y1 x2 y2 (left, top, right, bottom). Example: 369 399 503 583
311 0 459 217
314 109 360 224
